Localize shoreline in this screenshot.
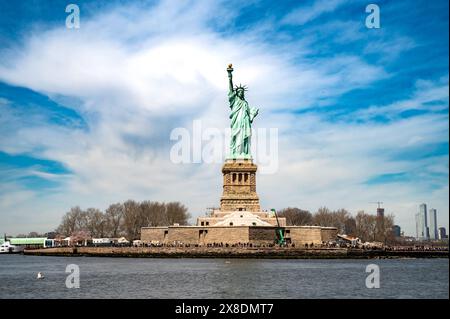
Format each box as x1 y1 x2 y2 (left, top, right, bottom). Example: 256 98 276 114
22 247 449 259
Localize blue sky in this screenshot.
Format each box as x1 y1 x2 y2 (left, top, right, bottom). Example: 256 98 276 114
0 0 448 236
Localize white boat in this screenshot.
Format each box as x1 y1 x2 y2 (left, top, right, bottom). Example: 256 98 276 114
0 241 24 253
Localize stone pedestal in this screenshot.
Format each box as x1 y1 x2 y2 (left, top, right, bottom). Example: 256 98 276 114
220 159 261 212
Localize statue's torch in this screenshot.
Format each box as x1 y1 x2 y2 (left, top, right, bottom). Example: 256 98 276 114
227 63 233 77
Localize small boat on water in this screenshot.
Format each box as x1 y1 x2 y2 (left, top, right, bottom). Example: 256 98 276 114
37 272 45 279
0 241 24 254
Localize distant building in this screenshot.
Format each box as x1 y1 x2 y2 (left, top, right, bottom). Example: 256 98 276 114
9 237 55 248
376 207 385 234
438 227 447 240
416 203 429 240
429 209 438 240
392 225 401 237
92 238 116 245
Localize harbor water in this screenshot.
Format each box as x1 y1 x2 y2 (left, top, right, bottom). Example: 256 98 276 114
0 254 448 299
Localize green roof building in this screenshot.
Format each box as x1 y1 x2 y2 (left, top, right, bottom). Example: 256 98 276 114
9 237 47 246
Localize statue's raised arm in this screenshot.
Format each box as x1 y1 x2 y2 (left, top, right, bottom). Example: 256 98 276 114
227 64 234 93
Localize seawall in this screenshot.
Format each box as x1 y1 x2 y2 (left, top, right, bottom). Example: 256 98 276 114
23 247 449 259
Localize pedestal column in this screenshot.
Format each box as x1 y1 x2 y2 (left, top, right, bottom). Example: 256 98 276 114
220 159 261 212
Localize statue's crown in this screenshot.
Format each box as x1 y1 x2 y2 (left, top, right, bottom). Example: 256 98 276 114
235 83 248 91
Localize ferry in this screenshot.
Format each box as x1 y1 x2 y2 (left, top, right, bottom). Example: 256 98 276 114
0 240 24 253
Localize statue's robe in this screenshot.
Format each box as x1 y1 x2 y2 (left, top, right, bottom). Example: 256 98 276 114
228 90 258 157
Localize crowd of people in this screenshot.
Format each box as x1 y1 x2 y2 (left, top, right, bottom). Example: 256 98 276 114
384 245 448 251
133 241 448 251
138 241 286 248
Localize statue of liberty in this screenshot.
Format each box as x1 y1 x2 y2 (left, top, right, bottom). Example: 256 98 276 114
227 64 259 159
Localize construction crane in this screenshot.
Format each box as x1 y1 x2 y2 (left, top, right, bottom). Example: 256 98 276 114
369 201 384 209
271 208 285 246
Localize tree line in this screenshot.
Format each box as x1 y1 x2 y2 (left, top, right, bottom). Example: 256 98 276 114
56 200 190 240
278 207 395 243
32 202 394 244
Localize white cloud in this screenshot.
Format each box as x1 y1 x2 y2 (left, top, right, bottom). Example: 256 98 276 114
364 36 417 62
282 0 348 25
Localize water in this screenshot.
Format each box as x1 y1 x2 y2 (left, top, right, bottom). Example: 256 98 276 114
0 255 448 299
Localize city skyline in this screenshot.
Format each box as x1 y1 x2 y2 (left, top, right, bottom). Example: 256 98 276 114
0 0 448 236
415 203 445 241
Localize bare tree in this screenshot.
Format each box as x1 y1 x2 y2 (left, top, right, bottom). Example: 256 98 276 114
355 211 369 241
139 201 190 227
85 208 106 238
278 207 312 226
355 211 380 242
141 201 167 227
166 202 190 226
105 203 124 238
56 200 191 241
344 217 357 236
367 215 378 242
310 207 353 233
376 213 395 244
312 207 334 227
122 200 142 240
57 206 84 236
76 211 89 231
330 209 349 233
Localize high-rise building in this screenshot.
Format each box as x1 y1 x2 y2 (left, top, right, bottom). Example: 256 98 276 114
416 203 429 240
376 207 385 235
429 208 438 240
438 227 447 240
392 225 401 237
376 207 384 218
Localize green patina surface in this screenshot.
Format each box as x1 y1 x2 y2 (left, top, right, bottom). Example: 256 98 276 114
227 65 259 159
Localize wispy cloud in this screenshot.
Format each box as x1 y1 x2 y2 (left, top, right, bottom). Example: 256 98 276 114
281 0 348 26
354 76 449 121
